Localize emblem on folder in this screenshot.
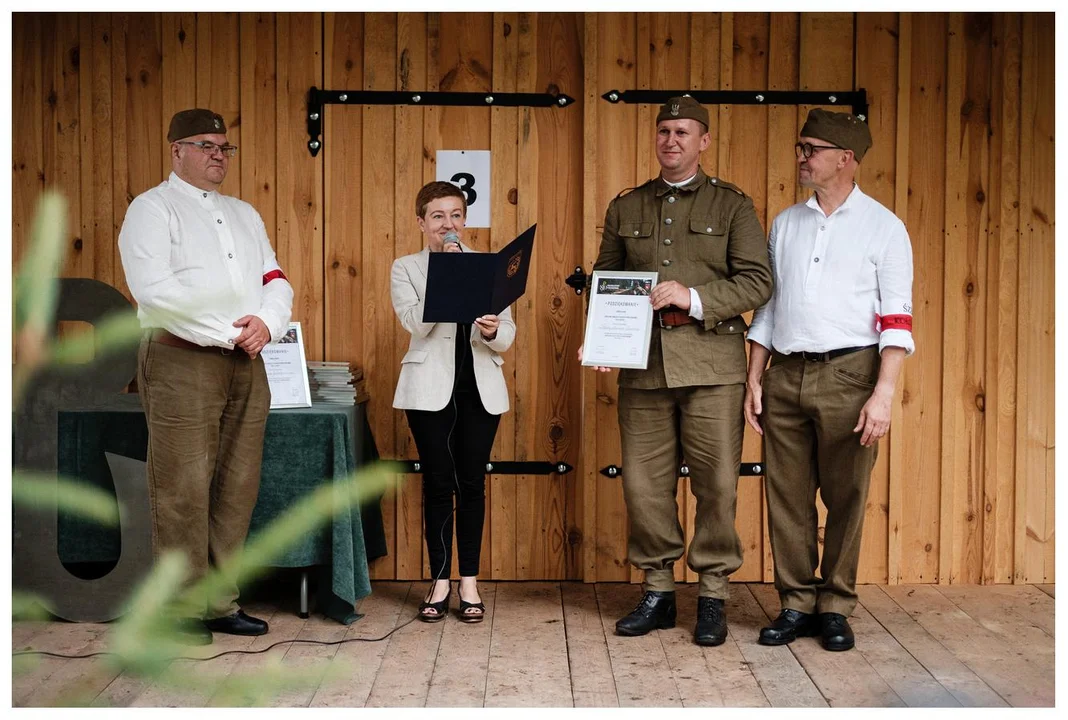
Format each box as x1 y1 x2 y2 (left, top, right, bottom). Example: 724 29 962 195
507 250 523 278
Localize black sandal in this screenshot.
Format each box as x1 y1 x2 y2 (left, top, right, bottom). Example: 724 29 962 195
457 591 486 624
418 582 451 623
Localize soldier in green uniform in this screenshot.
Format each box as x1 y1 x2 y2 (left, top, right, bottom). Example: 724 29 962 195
581 96 773 646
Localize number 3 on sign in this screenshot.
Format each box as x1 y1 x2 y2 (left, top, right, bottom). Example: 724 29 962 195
436 150 491 228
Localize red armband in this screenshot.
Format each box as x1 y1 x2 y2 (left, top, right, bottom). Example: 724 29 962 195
262 269 288 285
875 313 913 332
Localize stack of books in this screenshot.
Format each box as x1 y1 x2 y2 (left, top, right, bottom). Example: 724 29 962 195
307 361 368 405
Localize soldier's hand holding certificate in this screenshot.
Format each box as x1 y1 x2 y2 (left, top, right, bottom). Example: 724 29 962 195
581 271 658 369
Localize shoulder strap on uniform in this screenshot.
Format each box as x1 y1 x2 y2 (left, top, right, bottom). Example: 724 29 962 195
707 176 747 198
615 178 655 199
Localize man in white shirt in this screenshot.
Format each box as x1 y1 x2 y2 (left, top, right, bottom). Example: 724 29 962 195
745 109 914 652
119 108 294 644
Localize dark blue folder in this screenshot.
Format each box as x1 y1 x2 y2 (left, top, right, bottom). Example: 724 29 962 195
422 224 536 323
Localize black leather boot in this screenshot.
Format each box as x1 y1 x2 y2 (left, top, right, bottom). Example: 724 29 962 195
819 612 855 651
758 608 820 646
693 597 728 646
615 590 676 636
204 609 270 636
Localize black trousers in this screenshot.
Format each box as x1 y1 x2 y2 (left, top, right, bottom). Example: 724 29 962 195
406 391 500 579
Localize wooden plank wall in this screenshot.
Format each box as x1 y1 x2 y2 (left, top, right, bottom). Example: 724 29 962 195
10 12 1054 584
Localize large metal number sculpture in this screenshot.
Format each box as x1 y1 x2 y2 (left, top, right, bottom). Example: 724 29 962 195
12 279 152 622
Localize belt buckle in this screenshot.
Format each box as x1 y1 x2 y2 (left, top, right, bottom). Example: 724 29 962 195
658 313 669 329
804 350 829 363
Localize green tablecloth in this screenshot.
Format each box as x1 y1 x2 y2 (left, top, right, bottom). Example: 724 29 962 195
57 395 386 621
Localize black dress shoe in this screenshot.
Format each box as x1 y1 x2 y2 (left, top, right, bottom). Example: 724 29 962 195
819 612 855 651
172 617 213 646
204 609 269 636
694 597 728 646
615 590 676 636
758 608 819 646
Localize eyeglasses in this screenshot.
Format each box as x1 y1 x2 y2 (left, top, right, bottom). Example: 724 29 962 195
176 140 238 158
795 142 843 159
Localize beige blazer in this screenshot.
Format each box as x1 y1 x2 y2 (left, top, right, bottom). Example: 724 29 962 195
391 245 516 413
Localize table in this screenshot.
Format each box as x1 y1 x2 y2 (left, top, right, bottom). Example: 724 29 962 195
56 395 387 624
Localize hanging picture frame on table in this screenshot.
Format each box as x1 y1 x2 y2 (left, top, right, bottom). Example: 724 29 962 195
261 321 312 408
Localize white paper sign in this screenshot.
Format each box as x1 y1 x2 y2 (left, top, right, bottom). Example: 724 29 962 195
261 321 312 409
581 271 658 370
436 150 491 228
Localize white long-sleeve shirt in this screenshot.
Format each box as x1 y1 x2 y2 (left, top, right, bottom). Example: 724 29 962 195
118 171 294 349
747 184 915 356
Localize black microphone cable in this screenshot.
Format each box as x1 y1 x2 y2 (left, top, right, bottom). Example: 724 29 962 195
12 613 425 662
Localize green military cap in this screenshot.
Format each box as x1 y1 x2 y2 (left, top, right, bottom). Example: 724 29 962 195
800 108 872 162
167 108 227 142
656 95 709 130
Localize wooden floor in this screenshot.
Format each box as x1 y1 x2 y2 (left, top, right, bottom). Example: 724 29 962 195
11 582 1055 707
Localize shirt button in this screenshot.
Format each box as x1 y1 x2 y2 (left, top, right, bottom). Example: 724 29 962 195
228 253 234 259
667 196 676 203
706 227 713 233
820 225 826 231
663 239 672 246
728 325 734 332
711 178 718 184
664 218 672 225
814 257 820 263
202 192 207 198
634 230 640 236
662 259 671 267
217 219 223 224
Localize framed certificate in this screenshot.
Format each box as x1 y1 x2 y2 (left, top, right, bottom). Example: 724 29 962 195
261 321 313 409
581 271 658 370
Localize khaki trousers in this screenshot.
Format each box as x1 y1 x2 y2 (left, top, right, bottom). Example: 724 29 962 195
618 384 745 599
137 336 270 619
762 346 880 617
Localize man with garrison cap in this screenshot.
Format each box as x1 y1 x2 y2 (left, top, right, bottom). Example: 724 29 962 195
119 109 293 644
581 95 772 646
745 109 914 651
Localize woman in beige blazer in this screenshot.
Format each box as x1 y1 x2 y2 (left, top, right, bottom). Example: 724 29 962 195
391 181 516 624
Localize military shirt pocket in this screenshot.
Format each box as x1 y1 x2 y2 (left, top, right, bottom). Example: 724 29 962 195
619 221 655 266
688 218 728 265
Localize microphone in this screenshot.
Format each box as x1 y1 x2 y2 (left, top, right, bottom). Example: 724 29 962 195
444 231 462 251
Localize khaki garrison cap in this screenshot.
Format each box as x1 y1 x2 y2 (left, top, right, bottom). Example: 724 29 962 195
656 95 709 130
167 108 227 142
800 108 872 162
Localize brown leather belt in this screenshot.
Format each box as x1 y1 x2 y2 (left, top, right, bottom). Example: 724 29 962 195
150 329 233 354
658 309 700 328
